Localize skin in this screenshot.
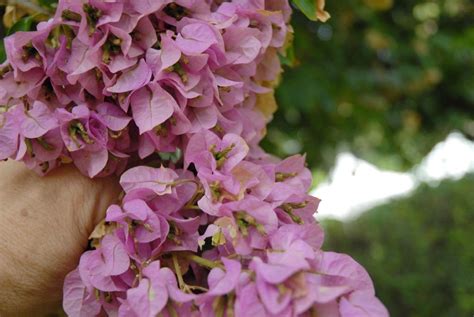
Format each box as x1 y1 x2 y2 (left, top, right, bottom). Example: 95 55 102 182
0 160 121 316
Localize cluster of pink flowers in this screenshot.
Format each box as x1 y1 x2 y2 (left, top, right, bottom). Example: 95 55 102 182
0 0 288 176
63 131 388 316
0 0 388 316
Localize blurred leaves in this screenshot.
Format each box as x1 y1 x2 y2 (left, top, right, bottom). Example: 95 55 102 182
3 3 29 28
37 0 57 10
6 14 33 35
322 174 474 316
1 0 51 17
0 38 4 62
363 0 393 11
292 0 331 22
264 0 474 174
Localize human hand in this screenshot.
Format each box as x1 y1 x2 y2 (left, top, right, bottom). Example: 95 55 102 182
0 160 121 316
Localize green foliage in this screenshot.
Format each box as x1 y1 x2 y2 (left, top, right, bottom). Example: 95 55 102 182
37 0 58 11
6 15 35 36
292 0 318 20
0 40 5 64
0 15 36 63
263 0 474 173
322 175 474 316
292 0 329 22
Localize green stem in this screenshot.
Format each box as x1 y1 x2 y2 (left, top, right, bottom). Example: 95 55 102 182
184 185 204 210
188 285 209 292
167 304 178 317
185 253 223 270
172 253 211 294
183 204 201 210
172 253 187 291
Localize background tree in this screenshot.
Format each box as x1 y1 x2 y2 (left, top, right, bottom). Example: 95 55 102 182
263 0 474 173
322 174 474 316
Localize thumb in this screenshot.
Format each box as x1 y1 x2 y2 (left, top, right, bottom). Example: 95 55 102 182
47 163 123 242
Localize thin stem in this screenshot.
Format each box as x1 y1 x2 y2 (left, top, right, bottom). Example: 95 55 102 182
172 253 211 294
167 304 178 317
172 253 187 291
183 204 201 210
188 285 209 292
185 253 224 270
130 260 142 288
183 184 204 209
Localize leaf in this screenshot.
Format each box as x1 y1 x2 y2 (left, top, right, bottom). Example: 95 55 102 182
279 28 296 67
158 148 182 163
3 5 28 28
292 0 330 22
278 48 295 67
0 41 6 64
6 15 35 36
38 0 58 10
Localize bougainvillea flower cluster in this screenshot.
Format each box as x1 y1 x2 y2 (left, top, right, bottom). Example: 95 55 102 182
0 0 289 175
0 0 388 316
